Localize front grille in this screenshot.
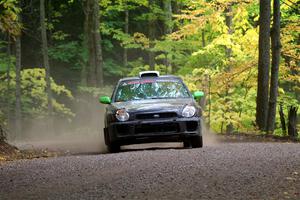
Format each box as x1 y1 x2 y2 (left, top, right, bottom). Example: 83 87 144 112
135 123 179 134
116 124 131 135
135 112 177 120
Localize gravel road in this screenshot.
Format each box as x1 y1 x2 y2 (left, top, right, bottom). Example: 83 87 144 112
1 142 300 200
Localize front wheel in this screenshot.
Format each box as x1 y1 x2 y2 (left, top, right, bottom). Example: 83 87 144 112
191 136 203 148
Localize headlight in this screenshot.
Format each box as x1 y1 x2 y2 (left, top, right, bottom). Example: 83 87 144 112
115 109 129 121
182 105 196 118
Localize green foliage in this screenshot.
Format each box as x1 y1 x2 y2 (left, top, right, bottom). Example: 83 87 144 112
0 41 14 73
104 59 128 76
48 40 87 70
0 68 74 119
78 85 113 98
127 58 147 77
48 41 83 68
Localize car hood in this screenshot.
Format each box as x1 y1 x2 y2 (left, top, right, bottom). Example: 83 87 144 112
111 98 195 113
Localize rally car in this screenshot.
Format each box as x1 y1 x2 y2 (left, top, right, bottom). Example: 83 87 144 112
99 71 204 152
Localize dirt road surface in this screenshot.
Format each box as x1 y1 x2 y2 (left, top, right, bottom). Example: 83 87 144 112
1 142 300 200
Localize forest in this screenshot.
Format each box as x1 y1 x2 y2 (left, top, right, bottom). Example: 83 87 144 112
0 0 299 141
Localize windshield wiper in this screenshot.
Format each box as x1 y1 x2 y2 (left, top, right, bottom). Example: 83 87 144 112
147 97 177 100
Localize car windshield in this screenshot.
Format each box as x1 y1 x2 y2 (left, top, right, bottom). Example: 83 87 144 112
114 79 190 102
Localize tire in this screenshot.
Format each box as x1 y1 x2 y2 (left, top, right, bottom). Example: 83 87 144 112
191 136 203 148
104 128 120 153
183 140 192 148
107 143 120 153
104 128 109 145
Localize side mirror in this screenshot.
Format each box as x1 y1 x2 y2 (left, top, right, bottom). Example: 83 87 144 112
193 91 204 100
99 96 111 104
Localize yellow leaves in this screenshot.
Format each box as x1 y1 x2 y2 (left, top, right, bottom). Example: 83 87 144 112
181 74 202 92
52 100 75 118
186 82 197 92
182 58 259 132
278 88 285 95
283 63 297 79
281 0 298 12
192 68 218 78
133 32 149 49
52 83 74 99
214 34 232 47
171 23 203 40
0 0 22 36
280 19 300 88
281 24 300 76
171 0 260 68
171 1 227 40
1 68 74 118
238 28 258 51
233 5 252 32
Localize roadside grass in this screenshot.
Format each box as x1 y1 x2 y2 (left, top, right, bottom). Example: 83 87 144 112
0 140 59 163
217 132 300 143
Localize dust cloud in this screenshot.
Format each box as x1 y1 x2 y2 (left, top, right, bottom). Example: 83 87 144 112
10 94 108 154
202 126 220 146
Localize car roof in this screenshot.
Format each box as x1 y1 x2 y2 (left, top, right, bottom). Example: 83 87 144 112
119 75 182 82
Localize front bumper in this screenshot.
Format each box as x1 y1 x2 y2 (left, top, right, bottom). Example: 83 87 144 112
105 117 202 145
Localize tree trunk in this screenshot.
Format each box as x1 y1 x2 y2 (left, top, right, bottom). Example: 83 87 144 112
256 0 271 131
48 0 53 45
202 30 205 47
81 0 89 86
278 103 286 135
86 0 104 87
208 75 211 128
163 0 172 73
123 7 129 67
288 106 298 139
5 35 11 130
224 4 233 131
267 0 281 133
15 35 22 140
148 27 155 70
40 0 53 118
94 0 104 87
86 0 96 85
148 0 155 70
224 4 233 59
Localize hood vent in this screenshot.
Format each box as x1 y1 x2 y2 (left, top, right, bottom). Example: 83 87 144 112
139 71 160 78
